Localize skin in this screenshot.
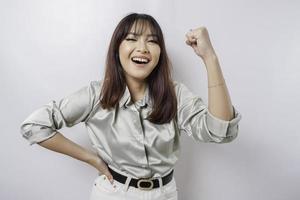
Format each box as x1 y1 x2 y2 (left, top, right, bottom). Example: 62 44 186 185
118 24 161 102
38 25 234 186
185 27 234 120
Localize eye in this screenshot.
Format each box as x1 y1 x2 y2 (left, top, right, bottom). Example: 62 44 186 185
148 40 158 44
125 38 137 41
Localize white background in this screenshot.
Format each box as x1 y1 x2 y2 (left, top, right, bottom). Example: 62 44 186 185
1 0 299 199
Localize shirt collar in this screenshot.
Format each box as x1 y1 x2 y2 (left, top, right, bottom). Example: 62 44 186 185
119 84 152 109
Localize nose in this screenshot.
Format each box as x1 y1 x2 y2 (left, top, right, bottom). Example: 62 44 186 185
137 40 149 54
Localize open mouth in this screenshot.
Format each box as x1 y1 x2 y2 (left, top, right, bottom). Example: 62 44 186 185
131 57 150 65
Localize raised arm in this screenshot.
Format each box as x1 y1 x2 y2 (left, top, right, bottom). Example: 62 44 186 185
175 27 241 143
185 27 234 120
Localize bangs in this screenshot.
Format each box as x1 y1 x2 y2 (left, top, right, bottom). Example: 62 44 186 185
128 19 159 38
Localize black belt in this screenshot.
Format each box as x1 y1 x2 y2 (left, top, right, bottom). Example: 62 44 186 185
108 167 174 190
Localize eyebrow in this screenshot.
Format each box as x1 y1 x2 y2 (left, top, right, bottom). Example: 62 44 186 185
127 32 158 38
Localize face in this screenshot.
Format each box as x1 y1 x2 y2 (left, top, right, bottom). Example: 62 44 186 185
118 22 161 84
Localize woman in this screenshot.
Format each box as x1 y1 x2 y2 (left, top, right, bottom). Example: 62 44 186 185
20 13 242 200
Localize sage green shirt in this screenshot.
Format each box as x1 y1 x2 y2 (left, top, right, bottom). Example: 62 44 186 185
20 80 242 178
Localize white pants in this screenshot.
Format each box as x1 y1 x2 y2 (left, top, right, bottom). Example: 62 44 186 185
89 170 178 200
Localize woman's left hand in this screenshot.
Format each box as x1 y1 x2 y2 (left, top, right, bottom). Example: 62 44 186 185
185 27 216 60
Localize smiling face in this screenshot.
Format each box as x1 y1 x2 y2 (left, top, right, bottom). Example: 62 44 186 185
118 21 161 84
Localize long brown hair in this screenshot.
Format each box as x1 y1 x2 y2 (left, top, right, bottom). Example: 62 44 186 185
100 13 177 124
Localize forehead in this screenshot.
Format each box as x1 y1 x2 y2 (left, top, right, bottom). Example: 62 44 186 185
128 19 157 36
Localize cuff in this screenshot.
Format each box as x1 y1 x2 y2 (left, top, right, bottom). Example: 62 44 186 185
21 125 57 145
206 105 241 138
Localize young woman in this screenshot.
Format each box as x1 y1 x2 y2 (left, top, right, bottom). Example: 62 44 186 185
20 13 242 200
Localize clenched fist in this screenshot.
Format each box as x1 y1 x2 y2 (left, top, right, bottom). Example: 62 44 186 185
185 27 216 60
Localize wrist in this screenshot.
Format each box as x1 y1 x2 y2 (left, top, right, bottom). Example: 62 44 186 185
203 51 218 64
84 151 98 165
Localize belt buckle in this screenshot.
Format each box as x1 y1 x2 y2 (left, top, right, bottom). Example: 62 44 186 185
137 178 154 191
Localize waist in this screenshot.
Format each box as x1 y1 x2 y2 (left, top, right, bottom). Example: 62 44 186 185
107 166 174 190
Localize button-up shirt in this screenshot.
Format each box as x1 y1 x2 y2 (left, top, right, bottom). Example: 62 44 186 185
20 80 242 178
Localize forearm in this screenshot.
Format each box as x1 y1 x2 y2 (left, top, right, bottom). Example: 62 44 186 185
37 131 97 164
203 54 234 120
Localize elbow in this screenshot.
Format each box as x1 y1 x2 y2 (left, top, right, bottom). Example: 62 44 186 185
203 122 239 144
20 123 57 146
217 131 238 144
212 124 239 144
20 123 34 142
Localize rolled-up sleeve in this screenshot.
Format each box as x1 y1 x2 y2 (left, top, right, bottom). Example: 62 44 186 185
175 81 242 143
20 81 100 145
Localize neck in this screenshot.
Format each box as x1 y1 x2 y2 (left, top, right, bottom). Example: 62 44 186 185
125 78 147 102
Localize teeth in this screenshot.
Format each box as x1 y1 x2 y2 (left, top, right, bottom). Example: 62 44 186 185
132 57 149 63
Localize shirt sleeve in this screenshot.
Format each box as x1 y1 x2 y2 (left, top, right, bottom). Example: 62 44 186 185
20 80 101 146
175 81 242 143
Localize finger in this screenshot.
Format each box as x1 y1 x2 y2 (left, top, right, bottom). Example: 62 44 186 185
185 31 194 40
186 38 198 48
98 163 114 185
186 30 198 40
190 37 197 43
186 34 197 42
185 40 192 46
102 169 114 184
185 33 193 41
107 173 114 184
186 34 197 41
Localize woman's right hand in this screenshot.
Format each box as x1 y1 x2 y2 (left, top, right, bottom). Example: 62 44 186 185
86 153 114 184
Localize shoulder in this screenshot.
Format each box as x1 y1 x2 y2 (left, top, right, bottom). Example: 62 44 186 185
89 79 105 91
172 80 190 95
89 79 103 89
172 80 202 107
172 80 181 91
87 79 104 101
172 80 188 105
